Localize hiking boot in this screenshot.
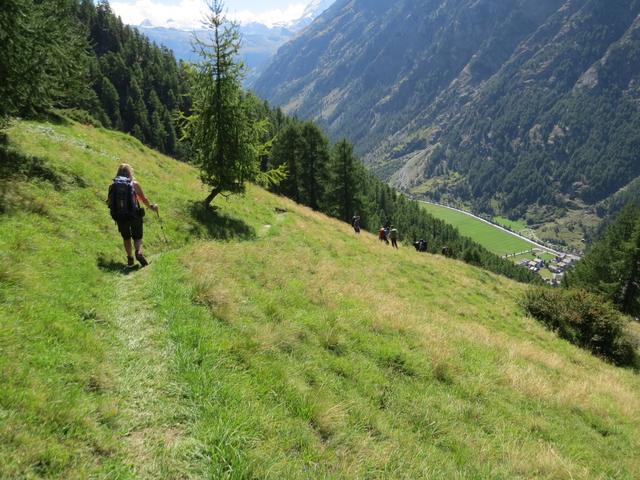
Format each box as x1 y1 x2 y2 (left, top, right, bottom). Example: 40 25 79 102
127 256 135 267
135 251 149 267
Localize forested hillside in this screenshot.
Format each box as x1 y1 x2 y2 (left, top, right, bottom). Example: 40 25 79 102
566 204 640 318
1 0 189 157
78 0 190 156
255 0 640 227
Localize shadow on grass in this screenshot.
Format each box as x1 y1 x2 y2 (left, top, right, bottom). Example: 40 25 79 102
0 142 88 215
0 139 87 191
97 256 140 275
187 201 256 241
0 143 63 186
34 111 73 126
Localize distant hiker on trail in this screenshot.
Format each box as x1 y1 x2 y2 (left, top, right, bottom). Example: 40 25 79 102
107 163 158 268
351 215 361 234
379 227 389 244
442 246 450 257
413 239 427 252
389 226 399 249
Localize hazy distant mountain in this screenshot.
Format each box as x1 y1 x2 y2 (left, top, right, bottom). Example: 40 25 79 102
137 0 336 85
139 23 294 84
288 0 336 30
254 0 640 223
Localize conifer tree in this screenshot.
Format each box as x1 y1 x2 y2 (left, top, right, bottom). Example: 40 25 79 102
620 224 640 316
329 139 364 222
299 122 330 211
187 0 260 206
163 109 178 155
0 0 89 121
98 76 121 129
271 123 304 202
566 204 640 316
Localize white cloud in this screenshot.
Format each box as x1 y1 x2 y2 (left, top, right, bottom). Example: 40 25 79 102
110 0 306 29
232 4 305 26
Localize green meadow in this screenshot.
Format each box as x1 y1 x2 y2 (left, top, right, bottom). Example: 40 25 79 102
1 118 640 479
420 203 535 256
493 216 527 232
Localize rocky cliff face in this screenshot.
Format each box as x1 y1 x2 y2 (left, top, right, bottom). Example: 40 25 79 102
254 0 640 217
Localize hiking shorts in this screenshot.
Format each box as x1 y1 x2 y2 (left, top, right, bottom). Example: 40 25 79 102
116 216 143 241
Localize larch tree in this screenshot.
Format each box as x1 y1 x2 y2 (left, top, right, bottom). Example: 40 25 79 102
187 0 260 206
271 122 304 203
329 139 364 223
299 122 330 211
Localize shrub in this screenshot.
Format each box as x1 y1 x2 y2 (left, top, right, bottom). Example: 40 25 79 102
523 287 639 367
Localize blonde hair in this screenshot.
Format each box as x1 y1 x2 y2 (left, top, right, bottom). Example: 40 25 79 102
116 163 134 180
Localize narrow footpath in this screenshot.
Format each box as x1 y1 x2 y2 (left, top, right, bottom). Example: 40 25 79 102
108 258 202 478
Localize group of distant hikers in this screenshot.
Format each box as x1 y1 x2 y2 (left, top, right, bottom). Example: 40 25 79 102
352 214 451 256
351 215 399 249
377 224 399 249
349 214 399 249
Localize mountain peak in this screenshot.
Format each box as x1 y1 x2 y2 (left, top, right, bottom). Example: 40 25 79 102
287 0 336 30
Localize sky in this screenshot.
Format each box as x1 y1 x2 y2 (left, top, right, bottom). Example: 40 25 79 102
109 0 309 29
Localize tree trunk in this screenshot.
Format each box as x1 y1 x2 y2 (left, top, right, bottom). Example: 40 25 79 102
204 186 222 207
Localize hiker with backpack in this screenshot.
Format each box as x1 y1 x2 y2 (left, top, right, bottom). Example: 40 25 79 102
379 227 389 244
351 215 361 234
413 239 427 252
389 226 399 249
107 164 158 268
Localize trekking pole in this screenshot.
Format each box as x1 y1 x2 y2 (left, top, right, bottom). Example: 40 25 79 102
155 209 169 244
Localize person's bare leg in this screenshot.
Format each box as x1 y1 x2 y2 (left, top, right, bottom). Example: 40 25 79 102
134 239 142 254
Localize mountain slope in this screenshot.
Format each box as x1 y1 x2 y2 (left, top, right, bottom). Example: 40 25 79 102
1 118 640 478
254 0 640 228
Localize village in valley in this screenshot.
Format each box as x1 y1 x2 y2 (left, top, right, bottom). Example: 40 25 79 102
517 251 581 286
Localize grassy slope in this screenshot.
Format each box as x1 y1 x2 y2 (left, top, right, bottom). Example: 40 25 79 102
1 119 640 479
420 203 535 256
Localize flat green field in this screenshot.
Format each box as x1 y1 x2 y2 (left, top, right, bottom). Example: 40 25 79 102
493 216 527 232
421 203 535 256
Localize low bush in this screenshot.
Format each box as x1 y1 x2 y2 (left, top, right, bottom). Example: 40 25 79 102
523 287 639 367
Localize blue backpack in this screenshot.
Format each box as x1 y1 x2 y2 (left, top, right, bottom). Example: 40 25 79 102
108 176 139 221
